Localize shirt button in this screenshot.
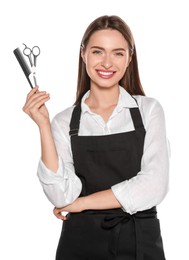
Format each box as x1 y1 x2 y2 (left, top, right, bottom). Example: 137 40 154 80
103 125 110 134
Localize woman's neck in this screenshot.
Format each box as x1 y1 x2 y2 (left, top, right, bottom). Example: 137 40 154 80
85 85 120 109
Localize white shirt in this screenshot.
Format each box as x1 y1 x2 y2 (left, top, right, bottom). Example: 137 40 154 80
37 86 170 214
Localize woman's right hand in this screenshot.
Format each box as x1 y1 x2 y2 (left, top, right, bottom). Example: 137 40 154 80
23 86 50 128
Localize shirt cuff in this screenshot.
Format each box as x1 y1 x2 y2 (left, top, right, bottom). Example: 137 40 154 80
111 181 136 215
37 156 68 184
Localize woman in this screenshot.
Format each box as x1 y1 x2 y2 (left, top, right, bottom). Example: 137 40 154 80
23 15 169 260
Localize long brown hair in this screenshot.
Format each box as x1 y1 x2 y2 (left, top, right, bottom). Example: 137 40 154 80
75 15 145 105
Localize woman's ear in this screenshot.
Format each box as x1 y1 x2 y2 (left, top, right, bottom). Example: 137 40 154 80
128 56 132 66
81 47 86 63
126 55 132 68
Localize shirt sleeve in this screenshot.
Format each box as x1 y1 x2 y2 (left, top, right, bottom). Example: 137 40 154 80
111 98 170 214
37 112 82 208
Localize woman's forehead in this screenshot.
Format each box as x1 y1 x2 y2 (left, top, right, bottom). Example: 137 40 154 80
87 29 129 49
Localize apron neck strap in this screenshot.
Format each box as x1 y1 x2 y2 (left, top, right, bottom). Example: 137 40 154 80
69 104 81 136
130 108 144 129
69 100 145 136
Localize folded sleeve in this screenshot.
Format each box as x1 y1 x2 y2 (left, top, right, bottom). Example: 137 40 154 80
37 111 82 208
111 99 170 214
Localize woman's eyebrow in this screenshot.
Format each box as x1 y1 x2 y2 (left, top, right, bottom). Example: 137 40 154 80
90 46 127 52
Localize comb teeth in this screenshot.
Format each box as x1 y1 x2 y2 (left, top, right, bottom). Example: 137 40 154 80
13 47 33 89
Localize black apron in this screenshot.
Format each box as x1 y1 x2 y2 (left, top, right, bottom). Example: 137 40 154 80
56 101 166 260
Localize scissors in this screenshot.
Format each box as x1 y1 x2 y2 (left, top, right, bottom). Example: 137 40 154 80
23 43 40 86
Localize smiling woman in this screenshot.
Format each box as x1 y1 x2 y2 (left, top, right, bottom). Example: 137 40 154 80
23 15 169 259
81 30 131 91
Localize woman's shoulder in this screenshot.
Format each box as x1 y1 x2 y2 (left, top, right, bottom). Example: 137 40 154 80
133 94 164 114
132 95 165 126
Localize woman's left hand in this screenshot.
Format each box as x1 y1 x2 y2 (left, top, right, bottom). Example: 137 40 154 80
53 197 85 221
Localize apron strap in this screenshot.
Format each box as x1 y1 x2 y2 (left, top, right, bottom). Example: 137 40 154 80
69 103 81 136
130 107 145 129
69 100 145 136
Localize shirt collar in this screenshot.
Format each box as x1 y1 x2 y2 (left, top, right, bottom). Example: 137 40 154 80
81 86 138 114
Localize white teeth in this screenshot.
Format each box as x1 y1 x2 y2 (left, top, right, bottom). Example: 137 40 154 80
98 71 113 75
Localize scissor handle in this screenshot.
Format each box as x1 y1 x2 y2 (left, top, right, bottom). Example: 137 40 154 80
22 43 33 67
32 46 40 67
22 44 40 67
23 43 32 56
32 46 40 57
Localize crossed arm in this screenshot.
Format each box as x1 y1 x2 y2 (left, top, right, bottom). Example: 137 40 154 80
53 189 122 220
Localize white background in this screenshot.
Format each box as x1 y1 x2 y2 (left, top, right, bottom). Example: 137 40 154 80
0 0 188 259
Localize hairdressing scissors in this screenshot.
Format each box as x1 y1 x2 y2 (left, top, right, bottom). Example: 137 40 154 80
23 43 40 86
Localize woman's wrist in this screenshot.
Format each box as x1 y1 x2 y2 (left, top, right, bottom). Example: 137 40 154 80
38 120 51 132
78 196 90 211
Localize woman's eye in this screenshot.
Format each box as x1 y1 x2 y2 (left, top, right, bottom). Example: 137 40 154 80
115 52 124 56
92 50 102 54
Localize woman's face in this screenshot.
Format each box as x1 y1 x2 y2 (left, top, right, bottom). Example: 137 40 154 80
82 29 131 90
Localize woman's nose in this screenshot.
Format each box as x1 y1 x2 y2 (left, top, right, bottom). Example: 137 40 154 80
101 55 112 69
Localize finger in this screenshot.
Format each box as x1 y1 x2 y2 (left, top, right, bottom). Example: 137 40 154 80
23 90 46 112
58 215 68 221
53 208 67 221
24 91 48 108
26 92 49 109
53 208 68 219
26 86 48 105
26 86 39 101
23 93 50 114
53 207 62 216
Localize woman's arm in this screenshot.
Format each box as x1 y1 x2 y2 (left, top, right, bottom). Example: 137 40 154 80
23 86 58 172
39 124 58 172
36 106 82 208
23 86 82 207
111 98 170 214
53 189 121 220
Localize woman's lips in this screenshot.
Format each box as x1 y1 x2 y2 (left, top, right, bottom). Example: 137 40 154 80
96 70 116 79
